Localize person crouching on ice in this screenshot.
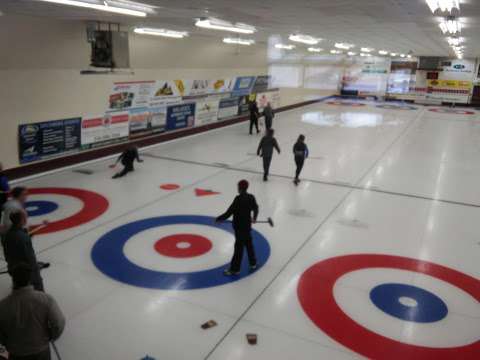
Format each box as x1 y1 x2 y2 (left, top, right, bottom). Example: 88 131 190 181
216 180 259 276
112 145 143 179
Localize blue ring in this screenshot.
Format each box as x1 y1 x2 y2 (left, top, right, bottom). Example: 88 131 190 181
370 283 448 323
25 200 59 217
376 104 417 111
91 215 270 290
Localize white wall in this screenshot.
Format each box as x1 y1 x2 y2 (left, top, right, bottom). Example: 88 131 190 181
0 14 336 169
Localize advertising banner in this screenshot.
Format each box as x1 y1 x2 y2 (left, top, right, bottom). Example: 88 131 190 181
18 118 81 164
166 103 196 130
81 111 129 148
218 97 241 119
195 97 220 126
129 107 150 134
109 81 155 110
149 106 167 132
232 76 256 96
252 75 271 93
211 78 234 94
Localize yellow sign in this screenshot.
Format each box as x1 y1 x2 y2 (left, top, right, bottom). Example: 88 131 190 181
427 80 472 89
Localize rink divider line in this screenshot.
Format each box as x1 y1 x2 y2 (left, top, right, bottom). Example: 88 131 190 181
141 153 480 210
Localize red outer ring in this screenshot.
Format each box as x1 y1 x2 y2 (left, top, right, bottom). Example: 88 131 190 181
154 234 213 258
429 109 475 115
28 188 109 235
297 254 480 359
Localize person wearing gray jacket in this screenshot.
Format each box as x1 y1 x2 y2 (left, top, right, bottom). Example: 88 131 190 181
263 102 275 130
257 129 281 181
0 263 65 360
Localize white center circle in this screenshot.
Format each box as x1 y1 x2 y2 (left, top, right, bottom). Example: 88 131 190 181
176 242 191 249
398 296 418 307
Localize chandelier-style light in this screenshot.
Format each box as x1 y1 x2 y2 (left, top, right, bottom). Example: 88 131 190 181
426 0 460 14
439 17 462 34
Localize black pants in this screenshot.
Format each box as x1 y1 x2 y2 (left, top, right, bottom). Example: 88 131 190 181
263 156 272 178
114 162 134 178
229 228 257 272
249 117 259 134
11 349 50 360
295 157 305 179
265 117 273 130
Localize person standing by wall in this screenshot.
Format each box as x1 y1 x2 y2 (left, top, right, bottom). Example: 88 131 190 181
216 180 259 276
112 145 144 179
263 102 275 131
248 100 260 135
0 263 65 360
293 135 309 185
0 163 10 221
257 129 281 182
3 211 44 292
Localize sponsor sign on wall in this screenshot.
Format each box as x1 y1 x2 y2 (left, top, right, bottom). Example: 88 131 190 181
18 118 81 163
232 76 256 96
81 111 129 148
149 106 167 132
109 81 155 110
166 103 196 130
129 107 150 134
252 75 271 93
218 97 241 119
195 97 220 126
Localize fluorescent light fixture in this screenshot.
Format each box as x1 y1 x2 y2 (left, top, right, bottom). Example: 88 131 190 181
307 47 323 52
378 50 389 55
134 28 188 38
347 51 357 56
360 53 371 57
439 17 461 34
426 0 460 14
330 49 343 54
195 17 256 34
275 43 295 50
390 52 398 56
223 37 255 45
38 0 147 17
360 47 374 52
289 34 320 45
400 54 406 57
407 54 412 58
334 42 354 50
446 36 464 46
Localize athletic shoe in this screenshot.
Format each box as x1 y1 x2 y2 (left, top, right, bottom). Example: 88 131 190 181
223 269 240 276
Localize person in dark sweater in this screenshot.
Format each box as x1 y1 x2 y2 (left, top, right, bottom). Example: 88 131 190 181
216 180 259 276
3 211 44 292
112 145 143 179
0 163 10 221
263 102 275 130
248 100 260 135
257 129 281 181
293 135 309 185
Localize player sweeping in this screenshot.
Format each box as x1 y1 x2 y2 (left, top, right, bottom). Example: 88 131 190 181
216 180 259 276
111 145 143 179
293 135 309 185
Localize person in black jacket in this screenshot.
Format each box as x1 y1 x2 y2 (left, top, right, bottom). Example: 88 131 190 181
0 163 10 221
112 145 143 179
248 100 260 135
263 102 275 130
3 211 44 292
257 129 281 182
293 134 309 185
216 180 259 276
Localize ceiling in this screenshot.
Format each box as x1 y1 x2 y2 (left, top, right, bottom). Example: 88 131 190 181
1 0 480 58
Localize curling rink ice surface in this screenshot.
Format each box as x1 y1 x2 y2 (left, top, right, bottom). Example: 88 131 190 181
1 98 480 360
